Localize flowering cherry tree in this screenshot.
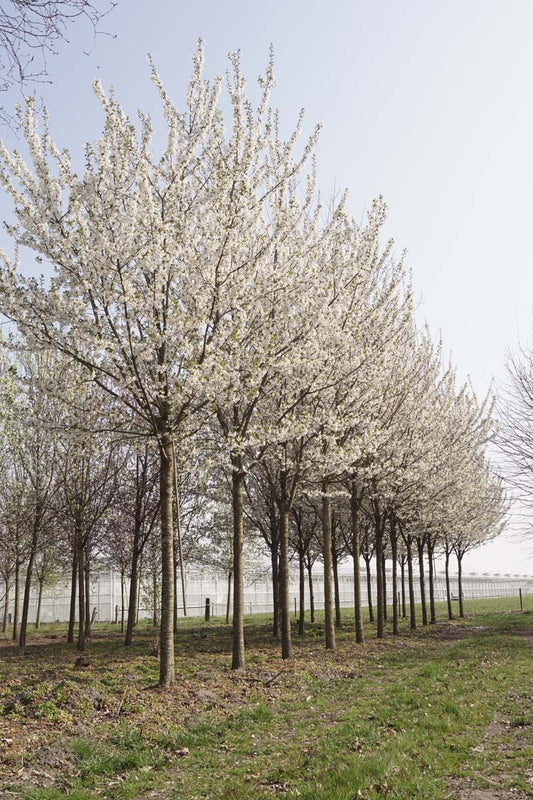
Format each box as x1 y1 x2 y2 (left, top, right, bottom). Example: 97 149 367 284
0 45 232 684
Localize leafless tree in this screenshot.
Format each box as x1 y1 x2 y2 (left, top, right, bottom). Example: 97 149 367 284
498 344 533 541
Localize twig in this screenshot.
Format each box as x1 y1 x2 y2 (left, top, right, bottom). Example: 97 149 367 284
234 669 284 686
115 690 127 718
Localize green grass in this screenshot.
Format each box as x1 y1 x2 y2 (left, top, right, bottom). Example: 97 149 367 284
0 596 532 799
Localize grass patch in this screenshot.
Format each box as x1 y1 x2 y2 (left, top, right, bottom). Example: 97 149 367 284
0 597 531 799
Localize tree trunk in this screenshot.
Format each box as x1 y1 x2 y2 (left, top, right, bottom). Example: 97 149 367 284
135 555 142 625
35 577 44 629
225 571 232 624
457 552 465 618
445 546 453 620
298 545 305 637
173 541 178 634
67 551 77 644
152 565 158 626
271 537 280 639
364 557 374 624
77 543 86 652
172 449 187 618
125 547 139 646
321 478 335 651
307 563 315 623
350 483 364 644
390 519 398 636
406 535 416 630
19 504 42 650
2 578 10 633
84 556 91 640
12 560 21 642
375 511 385 639
159 433 176 687
19 546 37 651
120 570 125 634
279 468 292 659
332 543 342 629
427 541 436 624
231 456 245 670
417 537 428 626
381 549 388 622
400 556 406 619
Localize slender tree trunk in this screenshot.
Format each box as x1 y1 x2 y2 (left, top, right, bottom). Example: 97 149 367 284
417 537 428 626
321 478 335 650
400 556 406 619
135 555 142 626
21 490 43 648
381 549 388 622
159 433 176 687
12 560 21 642
173 541 178 634
332 544 342 629
364 557 374 624
172 449 187 618
125 547 139 646
225 571 232 624
445 547 453 620
120 570 125 634
427 541 436 624
351 484 364 644
67 551 77 643
375 511 385 639
152 566 158 626
390 519 398 635
2 578 10 633
84 556 91 640
128 459 144 643
231 456 245 670
457 552 465 618
35 577 44 629
298 546 305 636
77 542 86 652
19 545 37 650
271 538 280 639
279 468 292 659
307 563 315 623
406 535 416 630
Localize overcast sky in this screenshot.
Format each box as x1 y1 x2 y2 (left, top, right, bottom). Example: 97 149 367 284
1 0 532 574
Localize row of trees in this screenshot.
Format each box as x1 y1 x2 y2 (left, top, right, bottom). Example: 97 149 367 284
0 346 503 647
0 45 506 686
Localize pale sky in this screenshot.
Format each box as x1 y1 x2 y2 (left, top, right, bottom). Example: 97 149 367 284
1 0 532 574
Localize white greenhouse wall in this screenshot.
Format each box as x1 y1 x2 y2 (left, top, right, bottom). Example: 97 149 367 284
1 566 532 625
